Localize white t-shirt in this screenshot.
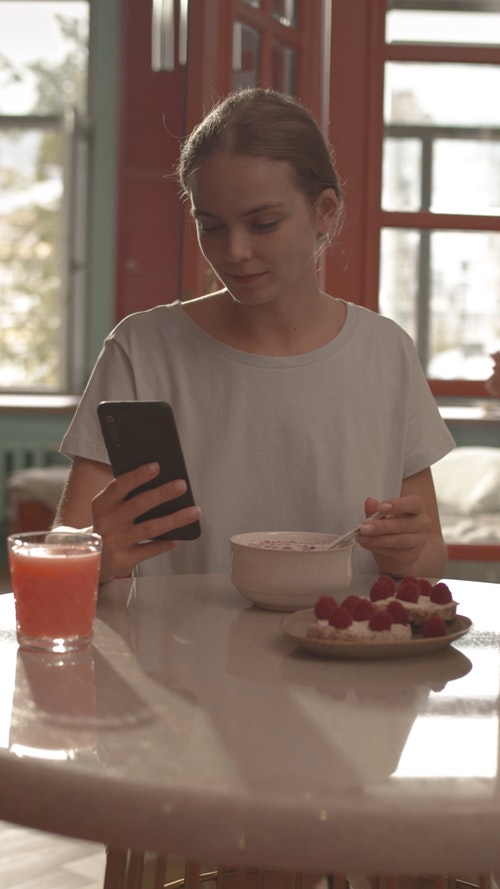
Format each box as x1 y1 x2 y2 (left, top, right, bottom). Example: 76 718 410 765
61 300 455 575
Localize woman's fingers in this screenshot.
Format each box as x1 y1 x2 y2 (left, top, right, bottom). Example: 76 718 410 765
91 462 201 581
357 495 430 559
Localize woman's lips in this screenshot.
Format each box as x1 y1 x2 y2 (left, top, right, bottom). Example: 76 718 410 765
226 272 266 284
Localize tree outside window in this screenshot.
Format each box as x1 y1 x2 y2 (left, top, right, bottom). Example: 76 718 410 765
0 1 89 392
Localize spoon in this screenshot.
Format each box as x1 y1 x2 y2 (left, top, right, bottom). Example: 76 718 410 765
327 509 386 550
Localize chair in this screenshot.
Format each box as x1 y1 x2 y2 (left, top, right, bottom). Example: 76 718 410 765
102 851 493 889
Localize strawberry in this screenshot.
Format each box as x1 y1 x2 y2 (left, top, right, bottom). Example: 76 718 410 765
379 574 397 592
329 606 353 628
418 578 433 597
369 579 394 602
422 614 447 637
369 610 393 631
341 594 362 614
431 582 453 605
314 595 337 620
396 579 420 603
387 599 410 624
400 575 419 585
352 599 376 621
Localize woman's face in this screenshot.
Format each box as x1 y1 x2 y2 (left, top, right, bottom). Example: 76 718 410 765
188 153 335 307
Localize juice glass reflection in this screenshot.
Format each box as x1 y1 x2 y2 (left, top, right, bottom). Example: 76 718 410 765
7 530 102 653
10 648 98 759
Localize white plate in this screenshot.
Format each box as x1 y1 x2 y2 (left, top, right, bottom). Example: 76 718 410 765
282 609 472 660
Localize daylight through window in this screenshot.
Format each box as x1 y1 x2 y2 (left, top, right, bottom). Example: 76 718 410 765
0 1 89 393
380 0 500 385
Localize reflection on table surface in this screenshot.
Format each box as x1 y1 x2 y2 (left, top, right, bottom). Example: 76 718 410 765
0 573 499 875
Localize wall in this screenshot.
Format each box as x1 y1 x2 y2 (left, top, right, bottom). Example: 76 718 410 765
438 403 500 448
86 0 119 360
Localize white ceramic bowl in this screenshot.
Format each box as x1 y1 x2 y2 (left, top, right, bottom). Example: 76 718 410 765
229 530 354 611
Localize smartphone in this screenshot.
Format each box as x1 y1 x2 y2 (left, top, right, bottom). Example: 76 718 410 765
97 400 201 541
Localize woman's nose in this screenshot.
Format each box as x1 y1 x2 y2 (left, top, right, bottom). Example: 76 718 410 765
225 228 253 262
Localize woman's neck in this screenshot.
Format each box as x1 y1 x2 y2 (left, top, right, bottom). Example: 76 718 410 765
182 289 347 356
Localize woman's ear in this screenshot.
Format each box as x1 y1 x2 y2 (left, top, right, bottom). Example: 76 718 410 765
315 188 339 236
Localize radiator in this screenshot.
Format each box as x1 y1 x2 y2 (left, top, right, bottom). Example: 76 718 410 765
0 442 59 527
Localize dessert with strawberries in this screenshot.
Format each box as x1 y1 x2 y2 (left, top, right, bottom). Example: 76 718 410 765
369 575 458 628
307 593 412 643
307 577 457 644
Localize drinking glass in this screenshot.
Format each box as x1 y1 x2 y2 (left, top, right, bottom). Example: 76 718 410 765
7 530 102 652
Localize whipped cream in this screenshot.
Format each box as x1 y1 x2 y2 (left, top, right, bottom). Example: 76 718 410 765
308 619 412 643
412 596 454 614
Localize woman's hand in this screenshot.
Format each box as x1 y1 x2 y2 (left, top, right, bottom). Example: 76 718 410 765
91 461 201 582
54 457 201 584
355 468 447 578
485 351 500 397
357 495 431 573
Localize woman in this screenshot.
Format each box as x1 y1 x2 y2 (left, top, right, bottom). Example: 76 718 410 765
56 87 454 583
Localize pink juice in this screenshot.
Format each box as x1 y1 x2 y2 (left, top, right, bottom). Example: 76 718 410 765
9 545 101 642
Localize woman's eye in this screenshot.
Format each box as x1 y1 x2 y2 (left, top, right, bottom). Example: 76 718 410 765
196 219 280 233
197 222 223 233
253 220 279 231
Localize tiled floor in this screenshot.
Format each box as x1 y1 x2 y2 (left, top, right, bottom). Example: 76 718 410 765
0 821 208 889
0 819 106 889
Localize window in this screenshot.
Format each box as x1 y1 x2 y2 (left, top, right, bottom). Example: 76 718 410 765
0 0 89 393
326 1 500 399
380 0 500 395
232 0 300 95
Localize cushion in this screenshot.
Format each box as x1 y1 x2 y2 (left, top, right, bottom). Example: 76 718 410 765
433 447 500 515
6 466 69 511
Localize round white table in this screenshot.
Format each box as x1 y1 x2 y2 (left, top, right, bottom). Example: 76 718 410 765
0 573 499 880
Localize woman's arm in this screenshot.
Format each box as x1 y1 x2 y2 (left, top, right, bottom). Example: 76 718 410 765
356 466 447 578
55 457 114 528
55 456 201 582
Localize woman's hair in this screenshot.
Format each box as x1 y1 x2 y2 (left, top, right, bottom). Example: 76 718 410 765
177 87 344 245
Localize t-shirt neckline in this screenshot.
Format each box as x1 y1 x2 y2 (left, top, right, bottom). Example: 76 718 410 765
172 299 358 368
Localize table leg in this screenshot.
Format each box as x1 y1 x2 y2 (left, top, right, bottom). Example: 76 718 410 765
103 847 128 889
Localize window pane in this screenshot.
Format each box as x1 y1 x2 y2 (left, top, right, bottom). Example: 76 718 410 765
379 229 420 341
382 138 422 211
380 229 500 380
233 23 260 89
386 9 500 45
0 2 88 114
0 128 64 389
272 0 298 28
272 41 297 95
432 139 500 215
428 232 500 380
385 63 500 128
